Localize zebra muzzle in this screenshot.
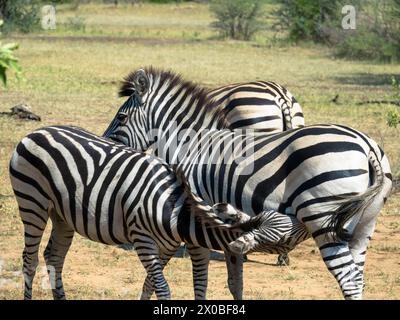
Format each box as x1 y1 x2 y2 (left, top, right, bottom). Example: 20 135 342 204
228 233 256 255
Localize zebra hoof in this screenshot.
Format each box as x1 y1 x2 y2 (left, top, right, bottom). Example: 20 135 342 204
276 254 290 266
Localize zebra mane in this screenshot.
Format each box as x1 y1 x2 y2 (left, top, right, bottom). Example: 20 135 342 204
118 66 229 128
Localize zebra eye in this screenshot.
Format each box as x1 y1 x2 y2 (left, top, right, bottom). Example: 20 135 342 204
117 112 128 125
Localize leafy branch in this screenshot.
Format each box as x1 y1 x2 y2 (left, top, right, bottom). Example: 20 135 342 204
0 19 21 87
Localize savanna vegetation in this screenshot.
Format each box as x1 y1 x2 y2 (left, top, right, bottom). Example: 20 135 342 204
0 1 399 299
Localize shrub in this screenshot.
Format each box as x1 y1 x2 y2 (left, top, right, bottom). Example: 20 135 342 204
386 77 400 128
210 0 264 41
335 0 400 62
0 0 40 33
274 0 346 43
387 110 400 128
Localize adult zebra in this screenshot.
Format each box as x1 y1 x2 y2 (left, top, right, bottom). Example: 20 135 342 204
204 77 304 267
205 79 304 132
104 68 393 299
10 125 295 300
118 68 305 265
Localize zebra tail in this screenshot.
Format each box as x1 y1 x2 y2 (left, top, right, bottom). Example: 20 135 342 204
329 150 385 242
174 167 237 229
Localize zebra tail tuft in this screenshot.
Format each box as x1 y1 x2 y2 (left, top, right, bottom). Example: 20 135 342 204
329 150 385 242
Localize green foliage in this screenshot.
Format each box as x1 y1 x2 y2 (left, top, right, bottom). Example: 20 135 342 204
335 0 400 62
0 0 40 33
386 77 400 128
210 0 264 41
274 0 345 43
0 20 22 86
387 110 400 128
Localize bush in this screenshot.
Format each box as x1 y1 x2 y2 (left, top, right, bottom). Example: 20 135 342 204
0 20 22 86
0 0 40 33
387 110 400 128
335 0 400 62
386 77 400 128
274 0 346 43
210 0 264 41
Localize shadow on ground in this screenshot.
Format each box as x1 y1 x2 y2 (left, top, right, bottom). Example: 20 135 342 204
118 244 282 266
334 73 400 86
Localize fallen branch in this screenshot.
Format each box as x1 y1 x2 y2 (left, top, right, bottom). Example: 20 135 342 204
356 100 400 106
0 103 41 121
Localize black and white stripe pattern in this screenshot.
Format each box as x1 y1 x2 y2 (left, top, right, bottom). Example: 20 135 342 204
108 68 305 265
184 182 310 256
207 80 304 131
104 68 393 299
10 125 289 300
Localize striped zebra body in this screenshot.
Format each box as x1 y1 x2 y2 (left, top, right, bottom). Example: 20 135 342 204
111 68 305 267
207 80 304 131
10 125 282 300
183 180 310 256
104 68 393 299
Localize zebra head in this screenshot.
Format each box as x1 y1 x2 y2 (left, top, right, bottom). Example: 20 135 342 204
104 67 222 157
211 203 252 226
212 206 297 255
104 69 153 150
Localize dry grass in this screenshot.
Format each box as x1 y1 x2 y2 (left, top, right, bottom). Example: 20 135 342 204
0 2 399 300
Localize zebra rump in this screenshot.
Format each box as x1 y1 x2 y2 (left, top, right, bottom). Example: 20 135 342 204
176 168 310 255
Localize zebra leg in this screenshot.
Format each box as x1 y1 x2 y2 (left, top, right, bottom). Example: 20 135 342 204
224 251 244 300
20 207 49 300
133 236 171 300
315 238 364 299
186 244 210 300
348 216 378 292
43 210 74 300
140 245 180 300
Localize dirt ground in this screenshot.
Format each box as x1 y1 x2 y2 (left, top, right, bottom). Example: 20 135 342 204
0 192 398 300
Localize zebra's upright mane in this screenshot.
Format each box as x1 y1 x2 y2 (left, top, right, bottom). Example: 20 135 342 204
118 66 229 128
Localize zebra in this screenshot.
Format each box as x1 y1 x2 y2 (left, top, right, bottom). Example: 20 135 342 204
182 172 310 256
201 76 304 266
103 67 393 299
117 68 306 265
9 125 290 300
205 79 304 132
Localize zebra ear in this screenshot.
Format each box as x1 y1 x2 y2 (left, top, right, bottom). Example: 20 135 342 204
133 69 149 96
